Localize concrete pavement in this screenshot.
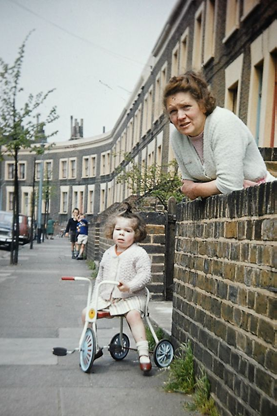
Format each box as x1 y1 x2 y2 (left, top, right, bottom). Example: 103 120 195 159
0 237 199 416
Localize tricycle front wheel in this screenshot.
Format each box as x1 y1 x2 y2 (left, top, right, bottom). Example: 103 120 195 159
79 328 96 373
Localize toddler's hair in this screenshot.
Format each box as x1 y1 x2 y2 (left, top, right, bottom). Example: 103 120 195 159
105 203 147 242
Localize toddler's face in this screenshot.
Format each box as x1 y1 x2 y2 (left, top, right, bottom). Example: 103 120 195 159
113 217 135 251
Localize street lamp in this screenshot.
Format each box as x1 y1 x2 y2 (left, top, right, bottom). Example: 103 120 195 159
37 132 46 244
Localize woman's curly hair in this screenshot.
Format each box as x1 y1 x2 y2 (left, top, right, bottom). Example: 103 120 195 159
105 203 147 243
163 71 216 116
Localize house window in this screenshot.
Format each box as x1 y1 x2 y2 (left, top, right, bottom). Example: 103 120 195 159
192 4 204 70
224 54 243 117
180 29 189 73
107 184 112 206
101 154 106 175
227 82 238 114
101 188 105 212
45 161 52 180
91 156 96 177
62 192 68 213
254 63 263 144
142 88 153 135
134 106 142 145
171 43 180 77
247 23 276 147
241 0 260 20
161 64 167 92
72 187 85 213
18 163 26 180
23 192 29 215
142 94 149 136
148 151 155 167
8 192 14 210
154 76 161 121
88 189 94 214
35 162 39 180
204 0 216 64
73 191 78 209
69 159 76 179
79 191 84 213
224 0 240 41
83 157 89 177
121 132 126 161
157 145 162 167
126 121 133 152
60 160 68 179
6 163 14 180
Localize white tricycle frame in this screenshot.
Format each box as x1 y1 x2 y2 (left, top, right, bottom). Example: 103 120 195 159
52 276 174 373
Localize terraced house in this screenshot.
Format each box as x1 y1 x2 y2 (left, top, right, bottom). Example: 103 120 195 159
0 0 276 221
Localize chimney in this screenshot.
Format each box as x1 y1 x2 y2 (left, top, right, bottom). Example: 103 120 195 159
70 116 84 140
70 116 73 139
103 126 105 133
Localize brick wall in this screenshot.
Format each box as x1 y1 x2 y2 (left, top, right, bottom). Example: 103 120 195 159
172 181 276 416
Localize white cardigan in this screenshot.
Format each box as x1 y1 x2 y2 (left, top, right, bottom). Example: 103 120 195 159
170 107 269 194
95 243 151 301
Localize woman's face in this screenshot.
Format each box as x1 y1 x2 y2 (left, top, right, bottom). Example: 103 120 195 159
166 91 206 137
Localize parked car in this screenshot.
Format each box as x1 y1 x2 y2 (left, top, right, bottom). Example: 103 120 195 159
0 211 31 249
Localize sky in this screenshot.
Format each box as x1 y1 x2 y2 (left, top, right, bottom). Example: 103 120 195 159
0 0 177 142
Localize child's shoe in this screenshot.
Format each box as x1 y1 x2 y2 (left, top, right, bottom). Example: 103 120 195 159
136 340 152 373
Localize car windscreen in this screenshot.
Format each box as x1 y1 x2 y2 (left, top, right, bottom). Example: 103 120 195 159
0 213 13 226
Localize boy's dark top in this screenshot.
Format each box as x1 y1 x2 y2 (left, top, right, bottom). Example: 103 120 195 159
77 219 88 235
65 217 78 234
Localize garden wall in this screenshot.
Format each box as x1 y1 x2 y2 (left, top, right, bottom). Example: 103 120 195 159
172 181 276 416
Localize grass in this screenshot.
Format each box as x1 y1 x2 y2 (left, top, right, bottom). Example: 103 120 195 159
163 341 220 416
163 341 195 394
186 367 219 416
145 325 164 351
86 260 98 278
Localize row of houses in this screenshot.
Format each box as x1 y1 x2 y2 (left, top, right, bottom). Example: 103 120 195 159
0 0 276 224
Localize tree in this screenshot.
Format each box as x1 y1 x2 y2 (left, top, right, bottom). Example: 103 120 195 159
0 32 58 264
116 157 183 210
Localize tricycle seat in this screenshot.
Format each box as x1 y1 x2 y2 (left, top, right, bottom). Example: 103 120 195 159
97 310 112 319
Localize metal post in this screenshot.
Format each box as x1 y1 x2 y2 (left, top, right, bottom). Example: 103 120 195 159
37 160 43 244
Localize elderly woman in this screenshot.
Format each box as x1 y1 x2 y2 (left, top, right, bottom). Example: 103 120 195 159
163 71 275 200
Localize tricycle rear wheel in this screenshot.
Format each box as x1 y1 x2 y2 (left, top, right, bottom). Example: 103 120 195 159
109 333 130 361
154 339 174 368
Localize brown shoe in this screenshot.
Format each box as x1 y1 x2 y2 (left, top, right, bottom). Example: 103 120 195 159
140 360 152 373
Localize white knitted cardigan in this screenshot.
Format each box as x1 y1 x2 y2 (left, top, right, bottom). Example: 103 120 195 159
170 107 268 194
95 243 151 301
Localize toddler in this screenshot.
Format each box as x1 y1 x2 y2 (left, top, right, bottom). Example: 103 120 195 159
82 204 152 373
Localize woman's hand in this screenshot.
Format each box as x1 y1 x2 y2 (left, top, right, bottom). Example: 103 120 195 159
118 281 130 292
180 179 221 199
180 180 198 200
